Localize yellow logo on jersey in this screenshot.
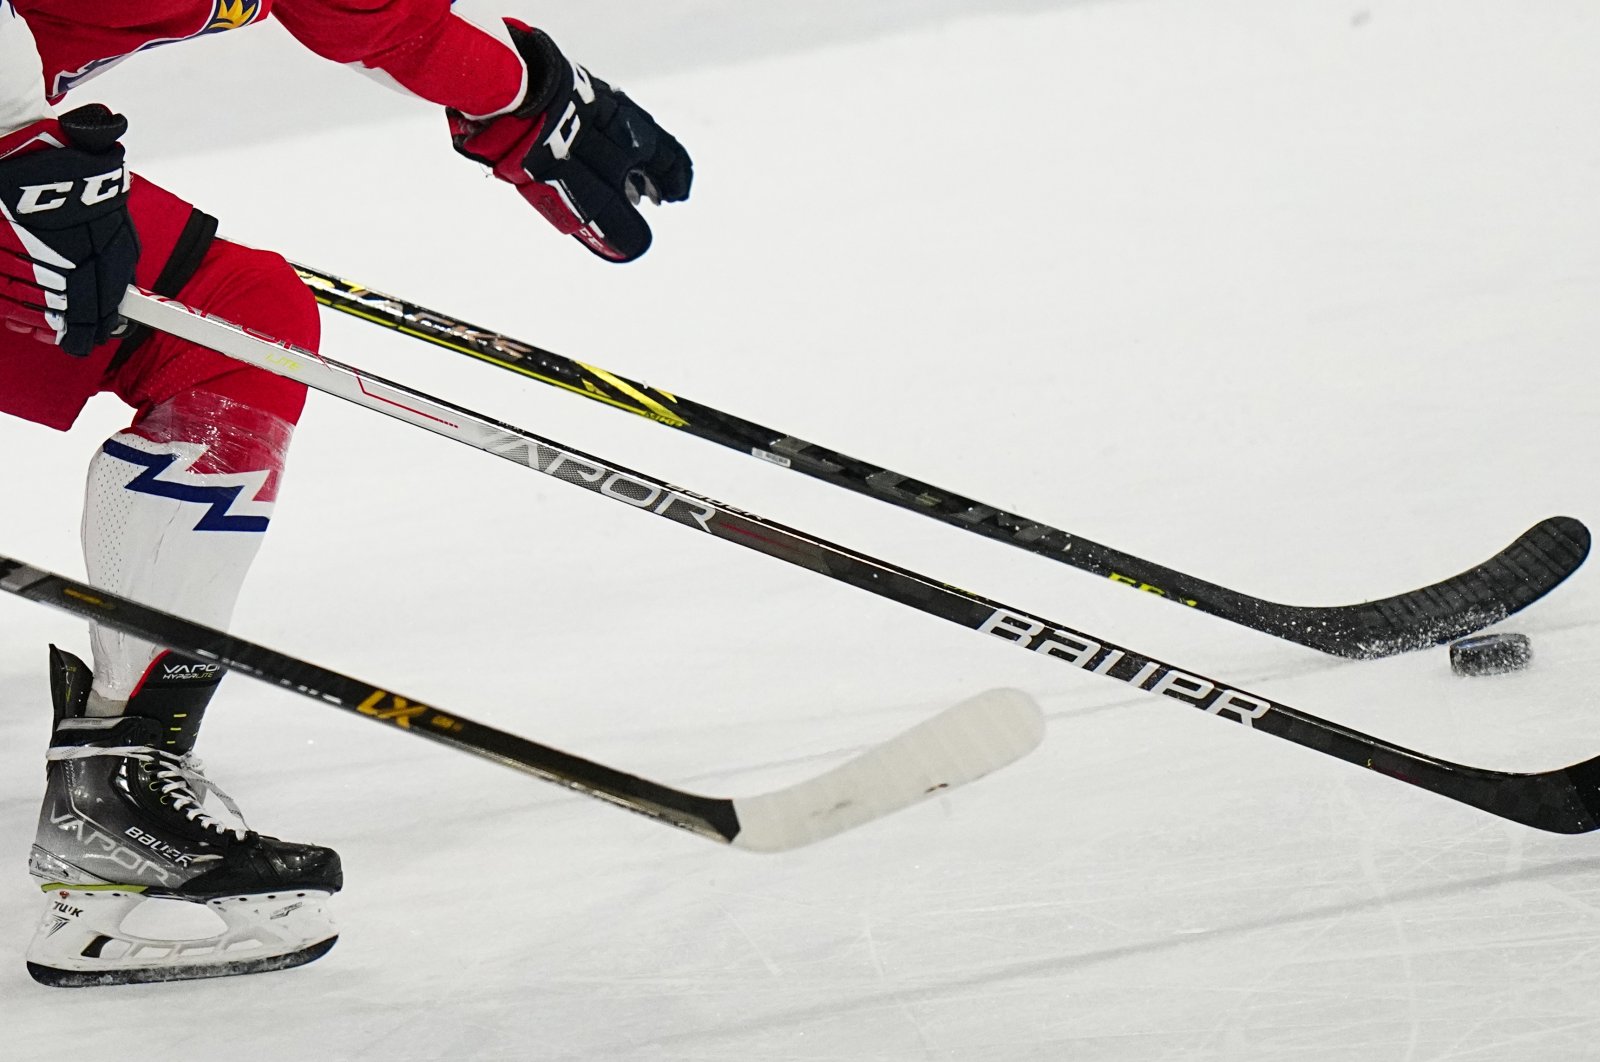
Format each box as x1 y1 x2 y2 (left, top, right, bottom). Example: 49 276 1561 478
52 0 268 95
206 0 263 33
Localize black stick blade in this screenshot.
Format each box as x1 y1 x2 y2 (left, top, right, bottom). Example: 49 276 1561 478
1243 515 1590 658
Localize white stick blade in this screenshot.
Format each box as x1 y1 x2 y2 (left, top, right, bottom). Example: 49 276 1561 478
729 688 1046 853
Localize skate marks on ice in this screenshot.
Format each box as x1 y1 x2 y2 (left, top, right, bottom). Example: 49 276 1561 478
0 0 1593 1057
573 852 1600 1060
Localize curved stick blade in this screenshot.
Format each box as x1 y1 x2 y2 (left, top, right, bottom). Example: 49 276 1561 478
730 689 1047 853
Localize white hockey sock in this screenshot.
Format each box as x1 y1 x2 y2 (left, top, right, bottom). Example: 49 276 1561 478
81 394 294 713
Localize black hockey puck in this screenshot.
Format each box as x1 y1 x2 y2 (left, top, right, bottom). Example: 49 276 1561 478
1449 632 1533 677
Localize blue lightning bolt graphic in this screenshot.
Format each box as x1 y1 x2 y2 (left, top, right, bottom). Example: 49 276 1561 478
102 439 271 533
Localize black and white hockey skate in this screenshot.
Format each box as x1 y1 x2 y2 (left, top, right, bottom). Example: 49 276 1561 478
26 646 342 988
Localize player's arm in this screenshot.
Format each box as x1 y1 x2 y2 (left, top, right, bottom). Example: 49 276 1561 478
273 0 692 262
0 2 138 356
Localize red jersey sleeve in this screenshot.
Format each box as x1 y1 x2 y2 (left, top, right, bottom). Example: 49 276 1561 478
273 0 526 118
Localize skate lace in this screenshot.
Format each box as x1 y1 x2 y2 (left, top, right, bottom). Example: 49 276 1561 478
47 745 249 841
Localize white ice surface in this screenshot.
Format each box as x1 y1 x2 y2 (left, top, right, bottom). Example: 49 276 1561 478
3 0 1600 1058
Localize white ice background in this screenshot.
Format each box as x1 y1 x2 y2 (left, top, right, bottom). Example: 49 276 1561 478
3 0 1600 1058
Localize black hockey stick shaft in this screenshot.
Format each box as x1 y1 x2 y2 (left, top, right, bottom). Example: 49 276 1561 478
291 262 1589 659
0 558 735 844
118 288 1600 834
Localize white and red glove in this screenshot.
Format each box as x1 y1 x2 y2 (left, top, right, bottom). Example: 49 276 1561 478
0 103 139 356
448 24 692 263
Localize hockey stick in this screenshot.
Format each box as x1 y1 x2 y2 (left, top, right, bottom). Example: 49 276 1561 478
290 262 1590 659
116 287 1600 833
0 558 1045 852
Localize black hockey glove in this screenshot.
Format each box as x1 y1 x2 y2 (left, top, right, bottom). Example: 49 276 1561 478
0 103 140 357
448 22 693 263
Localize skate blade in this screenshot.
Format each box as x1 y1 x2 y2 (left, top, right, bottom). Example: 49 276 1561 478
26 886 338 987
27 935 337 988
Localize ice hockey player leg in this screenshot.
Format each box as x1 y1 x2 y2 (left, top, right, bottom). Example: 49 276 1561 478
26 647 342 987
